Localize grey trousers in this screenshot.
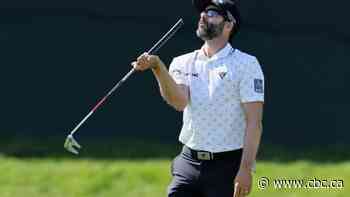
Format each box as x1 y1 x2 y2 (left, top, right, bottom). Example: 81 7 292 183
167 146 243 197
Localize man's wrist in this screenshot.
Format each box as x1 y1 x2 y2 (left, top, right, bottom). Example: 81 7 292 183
239 161 256 173
151 62 160 70
151 60 164 73
151 64 160 75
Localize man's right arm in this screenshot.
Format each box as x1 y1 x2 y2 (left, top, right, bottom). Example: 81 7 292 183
132 53 189 111
151 61 189 111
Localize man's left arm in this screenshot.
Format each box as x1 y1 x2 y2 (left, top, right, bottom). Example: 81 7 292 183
241 102 263 171
234 57 264 197
234 102 263 197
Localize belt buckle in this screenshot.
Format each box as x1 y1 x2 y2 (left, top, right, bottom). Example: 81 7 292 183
197 151 212 160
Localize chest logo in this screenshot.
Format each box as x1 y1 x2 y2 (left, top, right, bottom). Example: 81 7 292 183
218 72 227 79
171 69 198 78
185 73 199 77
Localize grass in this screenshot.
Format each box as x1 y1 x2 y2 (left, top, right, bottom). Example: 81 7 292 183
0 135 349 196
0 157 348 197
0 157 171 197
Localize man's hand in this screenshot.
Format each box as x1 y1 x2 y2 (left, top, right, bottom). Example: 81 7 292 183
233 168 252 197
132 52 161 71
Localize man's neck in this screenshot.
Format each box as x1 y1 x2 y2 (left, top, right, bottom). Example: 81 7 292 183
203 38 228 58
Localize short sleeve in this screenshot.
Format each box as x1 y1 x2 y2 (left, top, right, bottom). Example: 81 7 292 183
239 58 265 103
169 57 189 86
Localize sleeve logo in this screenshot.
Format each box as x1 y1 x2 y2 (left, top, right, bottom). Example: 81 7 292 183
254 79 263 93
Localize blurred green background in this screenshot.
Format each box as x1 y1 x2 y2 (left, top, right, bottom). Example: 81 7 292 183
0 0 349 196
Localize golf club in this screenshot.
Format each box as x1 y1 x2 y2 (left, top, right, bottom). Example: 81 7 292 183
64 18 184 154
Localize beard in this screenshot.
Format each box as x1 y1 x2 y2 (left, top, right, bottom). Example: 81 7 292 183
196 20 225 41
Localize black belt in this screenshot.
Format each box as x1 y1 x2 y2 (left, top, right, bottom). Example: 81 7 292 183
182 145 242 161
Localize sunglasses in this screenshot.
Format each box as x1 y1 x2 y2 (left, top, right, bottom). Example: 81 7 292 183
203 9 233 22
203 9 222 18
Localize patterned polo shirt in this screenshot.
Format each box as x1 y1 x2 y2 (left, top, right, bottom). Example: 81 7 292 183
169 43 264 153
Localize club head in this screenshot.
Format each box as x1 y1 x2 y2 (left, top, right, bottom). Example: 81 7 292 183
64 134 82 155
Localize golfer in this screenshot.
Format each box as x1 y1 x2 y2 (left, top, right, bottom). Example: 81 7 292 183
132 0 264 196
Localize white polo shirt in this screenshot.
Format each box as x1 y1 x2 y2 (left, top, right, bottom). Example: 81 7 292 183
169 43 264 153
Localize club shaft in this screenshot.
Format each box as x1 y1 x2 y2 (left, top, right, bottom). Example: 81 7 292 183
69 18 184 135
147 18 184 54
70 111 94 135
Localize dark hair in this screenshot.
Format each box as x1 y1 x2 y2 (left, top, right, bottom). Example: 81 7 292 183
224 2 241 41
228 19 240 42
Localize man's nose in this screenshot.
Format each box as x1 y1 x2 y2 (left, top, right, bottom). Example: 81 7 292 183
200 12 207 19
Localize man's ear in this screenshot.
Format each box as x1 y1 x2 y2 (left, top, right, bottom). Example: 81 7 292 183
225 21 234 32
225 21 234 29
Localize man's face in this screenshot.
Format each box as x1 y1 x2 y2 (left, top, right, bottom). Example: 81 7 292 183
196 8 226 41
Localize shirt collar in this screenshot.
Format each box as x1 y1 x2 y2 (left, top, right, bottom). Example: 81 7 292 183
198 43 234 61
